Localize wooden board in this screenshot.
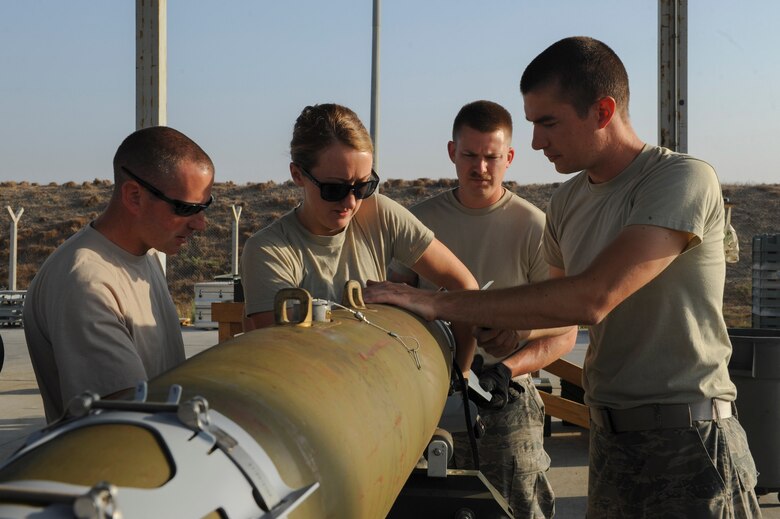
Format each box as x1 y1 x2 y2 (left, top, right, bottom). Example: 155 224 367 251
541 357 590 429
539 392 590 430
211 302 244 343
544 358 583 387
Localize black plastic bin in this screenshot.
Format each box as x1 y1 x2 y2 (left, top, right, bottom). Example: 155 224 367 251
728 328 780 495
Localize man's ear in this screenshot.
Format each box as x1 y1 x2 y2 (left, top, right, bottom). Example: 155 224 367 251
447 141 457 164
506 146 515 166
121 181 144 216
289 162 305 187
596 97 617 129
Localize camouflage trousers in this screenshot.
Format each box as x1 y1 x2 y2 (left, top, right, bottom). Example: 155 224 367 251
453 375 555 518
588 415 762 518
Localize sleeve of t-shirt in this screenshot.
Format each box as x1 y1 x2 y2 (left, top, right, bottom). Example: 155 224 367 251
52 271 148 408
376 195 434 268
386 198 434 283
625 156 721 249
240 231 302 316
542 206 565 271
526 211 551 284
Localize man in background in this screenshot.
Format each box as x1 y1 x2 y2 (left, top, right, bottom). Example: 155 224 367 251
24 126 215 422
391 100 576 518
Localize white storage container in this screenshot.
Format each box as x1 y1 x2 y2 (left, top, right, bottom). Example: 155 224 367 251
193 282 234 329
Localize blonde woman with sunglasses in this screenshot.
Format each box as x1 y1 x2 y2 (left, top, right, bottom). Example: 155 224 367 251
240 103 478 370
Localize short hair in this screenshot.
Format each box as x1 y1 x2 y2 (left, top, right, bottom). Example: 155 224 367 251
113 126 214 188
452 100 513 142
520 36 630 119
290 103 373 170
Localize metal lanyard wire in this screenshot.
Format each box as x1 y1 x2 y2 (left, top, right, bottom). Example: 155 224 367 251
329 302 422 370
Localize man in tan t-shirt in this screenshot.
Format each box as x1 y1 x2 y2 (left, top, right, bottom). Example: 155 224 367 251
392 101 576 517
391 100 576 518
24 127 215 422
367 37 760 517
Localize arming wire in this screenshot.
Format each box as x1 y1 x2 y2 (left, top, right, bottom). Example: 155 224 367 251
329 301 422 370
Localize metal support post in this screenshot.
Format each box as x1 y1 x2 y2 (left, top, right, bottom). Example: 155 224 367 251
231 205 242 276
6 207 24 291
136 0 167 130
658 0 688 152
370 0 381 172
136 0 168 272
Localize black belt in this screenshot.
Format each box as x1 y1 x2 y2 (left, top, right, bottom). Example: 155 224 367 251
590 399 734 433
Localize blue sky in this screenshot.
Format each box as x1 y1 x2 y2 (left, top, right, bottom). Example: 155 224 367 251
1 1 778 186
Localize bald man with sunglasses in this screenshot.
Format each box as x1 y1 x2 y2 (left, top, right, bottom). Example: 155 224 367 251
24 126 215 422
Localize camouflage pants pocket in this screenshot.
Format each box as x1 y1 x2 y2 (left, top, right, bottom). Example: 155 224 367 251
518 375 547 425
508 468 555 519
588 423 733 518
713 418 761 519
454 381 554 517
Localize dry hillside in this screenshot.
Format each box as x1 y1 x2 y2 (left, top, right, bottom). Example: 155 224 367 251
1 179 778 328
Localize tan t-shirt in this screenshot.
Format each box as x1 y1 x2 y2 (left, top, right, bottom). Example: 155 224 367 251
23 225 185 422
544 144 736 409
393 188 548 364
240 193 434 316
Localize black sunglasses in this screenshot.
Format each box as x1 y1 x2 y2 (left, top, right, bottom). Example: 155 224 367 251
296 165 379 202
121 166 214 217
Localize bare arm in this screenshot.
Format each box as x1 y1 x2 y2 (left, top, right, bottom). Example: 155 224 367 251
501 326 578 378
407 238 479 372
365 224 693 330
474 266 576 358
409 238 479 292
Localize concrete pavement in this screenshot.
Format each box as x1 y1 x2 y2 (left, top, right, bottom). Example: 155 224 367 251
1 327 778 517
